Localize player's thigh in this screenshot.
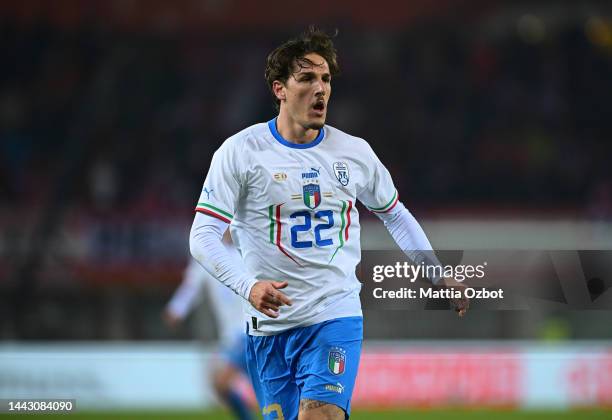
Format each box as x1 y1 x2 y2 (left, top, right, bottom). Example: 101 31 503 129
296 317 363 417
246 334 300 420
298 398 345 420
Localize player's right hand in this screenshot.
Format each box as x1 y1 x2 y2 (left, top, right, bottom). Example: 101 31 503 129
248 280 293 318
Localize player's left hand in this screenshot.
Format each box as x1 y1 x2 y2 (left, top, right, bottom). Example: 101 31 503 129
440 277 470 317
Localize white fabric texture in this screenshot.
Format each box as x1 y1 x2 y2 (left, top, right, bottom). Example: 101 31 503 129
189 212 258 301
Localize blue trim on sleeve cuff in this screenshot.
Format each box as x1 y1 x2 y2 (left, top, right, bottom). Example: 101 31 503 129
268 117 325 149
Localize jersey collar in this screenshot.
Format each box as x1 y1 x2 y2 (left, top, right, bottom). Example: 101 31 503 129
268 117 325 149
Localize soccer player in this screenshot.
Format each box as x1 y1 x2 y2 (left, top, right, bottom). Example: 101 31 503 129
190 27 469 420
163 232 254 420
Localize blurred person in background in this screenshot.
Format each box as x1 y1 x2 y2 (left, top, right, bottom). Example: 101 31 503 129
189 27 468 420
163 230 254 420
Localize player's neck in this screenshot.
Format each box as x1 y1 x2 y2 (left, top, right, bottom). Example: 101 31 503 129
275 111 319 144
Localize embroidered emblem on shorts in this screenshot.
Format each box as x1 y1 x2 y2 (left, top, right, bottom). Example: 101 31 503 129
328 346 346 375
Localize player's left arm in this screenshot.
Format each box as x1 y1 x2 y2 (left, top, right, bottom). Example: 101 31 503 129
374 203 469 317
357 143 469 317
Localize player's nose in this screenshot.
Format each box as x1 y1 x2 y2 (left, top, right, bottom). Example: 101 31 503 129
314 79 327 95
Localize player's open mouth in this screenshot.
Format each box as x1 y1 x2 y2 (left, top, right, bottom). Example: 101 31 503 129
312 101 325 114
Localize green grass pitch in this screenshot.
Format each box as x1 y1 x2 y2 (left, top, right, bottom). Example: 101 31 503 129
11 408 612 419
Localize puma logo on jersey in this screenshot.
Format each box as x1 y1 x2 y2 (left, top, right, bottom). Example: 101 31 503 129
202 187 214 199
302 167 320 180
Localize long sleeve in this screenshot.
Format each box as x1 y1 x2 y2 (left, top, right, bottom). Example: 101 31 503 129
189 212 258 301
374 201 443 285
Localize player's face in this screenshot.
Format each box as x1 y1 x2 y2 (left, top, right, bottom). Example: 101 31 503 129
282 53 331 130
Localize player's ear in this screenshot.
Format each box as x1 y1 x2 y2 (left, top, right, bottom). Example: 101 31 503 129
272 80 286 102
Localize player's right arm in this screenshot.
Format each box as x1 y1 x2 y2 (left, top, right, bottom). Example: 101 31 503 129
190 214 291 318
189 137 291 318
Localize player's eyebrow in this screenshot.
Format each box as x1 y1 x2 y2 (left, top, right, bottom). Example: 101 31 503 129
296 71 314 78
294 70 331 80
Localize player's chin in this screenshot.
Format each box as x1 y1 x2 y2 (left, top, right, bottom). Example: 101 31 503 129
306 113 326 130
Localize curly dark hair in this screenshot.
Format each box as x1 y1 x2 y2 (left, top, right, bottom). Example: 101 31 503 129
265 26 340 111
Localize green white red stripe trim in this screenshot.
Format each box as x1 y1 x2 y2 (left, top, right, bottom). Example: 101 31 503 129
268 205 275 244
329 200 352 263
195 202 233 223
268 204 303 267
367 190 399 213
344 200 353 240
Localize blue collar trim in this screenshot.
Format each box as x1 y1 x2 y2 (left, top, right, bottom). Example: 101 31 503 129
267 118 325 149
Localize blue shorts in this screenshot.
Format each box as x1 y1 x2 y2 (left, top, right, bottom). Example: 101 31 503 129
246 316 362 420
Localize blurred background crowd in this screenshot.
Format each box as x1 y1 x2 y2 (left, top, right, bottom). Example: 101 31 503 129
1 1 611 341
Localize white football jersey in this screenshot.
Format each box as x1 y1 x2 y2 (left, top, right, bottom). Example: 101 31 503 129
196 118 398 335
